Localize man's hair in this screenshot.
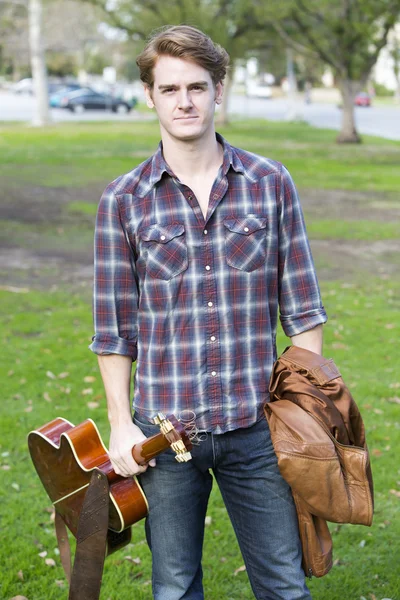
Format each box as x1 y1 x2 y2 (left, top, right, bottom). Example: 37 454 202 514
136 25 230 88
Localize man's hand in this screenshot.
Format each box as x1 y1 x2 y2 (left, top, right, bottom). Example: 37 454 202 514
109 420 156 477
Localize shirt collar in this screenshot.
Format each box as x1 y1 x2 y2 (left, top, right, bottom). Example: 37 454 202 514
147 133 246 190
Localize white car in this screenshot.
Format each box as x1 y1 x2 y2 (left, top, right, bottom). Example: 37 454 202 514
12 78 33 94
246 81 273 98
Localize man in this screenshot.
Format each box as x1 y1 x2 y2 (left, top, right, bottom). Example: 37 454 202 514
90 25 327 600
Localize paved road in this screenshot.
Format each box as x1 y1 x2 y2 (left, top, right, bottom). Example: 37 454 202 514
1 90 400 140
229 95 400 140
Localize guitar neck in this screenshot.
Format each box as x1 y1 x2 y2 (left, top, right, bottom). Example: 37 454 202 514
132 432 171 465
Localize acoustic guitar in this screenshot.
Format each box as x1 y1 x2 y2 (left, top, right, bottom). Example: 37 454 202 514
28 413 193 554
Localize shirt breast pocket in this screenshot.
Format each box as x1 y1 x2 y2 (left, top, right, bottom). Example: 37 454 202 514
223 215 268 272
140 222 188 280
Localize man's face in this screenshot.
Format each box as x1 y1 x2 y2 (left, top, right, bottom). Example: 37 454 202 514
145 55 223 143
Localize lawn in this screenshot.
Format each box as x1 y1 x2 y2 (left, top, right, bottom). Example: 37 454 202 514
0 119 399 600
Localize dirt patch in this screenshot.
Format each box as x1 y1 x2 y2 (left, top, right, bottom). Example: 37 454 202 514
0 184 399 290
311 239 400 281
300 188 400 222
1 183 106 223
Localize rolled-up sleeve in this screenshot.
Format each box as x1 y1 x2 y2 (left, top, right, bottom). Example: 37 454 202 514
277 165 327 337
89 187 139 359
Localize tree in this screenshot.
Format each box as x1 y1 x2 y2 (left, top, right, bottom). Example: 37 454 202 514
387 24 400 101
0 0 50 125
259 0 400 143
0 1 30 79
44 0 106 77
1 0 107 124
83 0 280 124
28 0 51 125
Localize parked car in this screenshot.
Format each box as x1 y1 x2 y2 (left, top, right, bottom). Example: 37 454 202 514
12 78 33 94
354 92 371 107
59 88 137 113
246 81 273 99
49 84 82 107
12 78 79 97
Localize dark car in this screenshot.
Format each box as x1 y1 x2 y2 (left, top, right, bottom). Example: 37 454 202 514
60 88 136 113
49 84 82 107
354 92 371 107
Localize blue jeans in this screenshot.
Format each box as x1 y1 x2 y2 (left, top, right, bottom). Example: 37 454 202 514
133 413 311 600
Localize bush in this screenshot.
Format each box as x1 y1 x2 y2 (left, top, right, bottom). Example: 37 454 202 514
372 81 394 97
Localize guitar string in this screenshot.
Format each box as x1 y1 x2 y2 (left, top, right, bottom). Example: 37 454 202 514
178 410 207 444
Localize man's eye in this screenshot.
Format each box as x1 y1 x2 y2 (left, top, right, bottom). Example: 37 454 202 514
163 88 175 94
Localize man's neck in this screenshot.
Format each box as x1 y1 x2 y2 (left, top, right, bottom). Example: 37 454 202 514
161 130 223 181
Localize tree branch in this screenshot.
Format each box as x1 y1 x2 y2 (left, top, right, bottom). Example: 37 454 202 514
269 20 319 58
294 0 325 25
81 0 146 38
363 14 398 79
215 0 230 19
289 10 343 72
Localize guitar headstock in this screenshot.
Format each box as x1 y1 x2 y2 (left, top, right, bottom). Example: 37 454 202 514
153 413 193 462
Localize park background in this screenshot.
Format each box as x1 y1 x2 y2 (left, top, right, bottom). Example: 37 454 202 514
1 1 400 599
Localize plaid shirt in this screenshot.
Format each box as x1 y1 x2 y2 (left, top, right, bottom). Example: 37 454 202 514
90 134 327 433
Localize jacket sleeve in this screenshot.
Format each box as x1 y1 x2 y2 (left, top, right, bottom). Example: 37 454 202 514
277 165 327 337
89 187 139 359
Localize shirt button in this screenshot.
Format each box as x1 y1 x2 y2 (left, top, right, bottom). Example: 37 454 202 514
208 301 213 307
188 195 193 201
205 265 211 271
160 235 166 240
210 336 216 342
213 194 218 200
211 371 217 377
203 229 208 235
244 227 249 232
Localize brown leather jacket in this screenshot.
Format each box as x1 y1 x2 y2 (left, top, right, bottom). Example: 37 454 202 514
265 346 374 578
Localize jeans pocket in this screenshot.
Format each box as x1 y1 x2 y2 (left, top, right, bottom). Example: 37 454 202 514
133 411 160 433
140 222 188 280
223 214 267 272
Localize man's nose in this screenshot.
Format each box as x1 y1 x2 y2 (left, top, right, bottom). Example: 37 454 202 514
177 89 193 110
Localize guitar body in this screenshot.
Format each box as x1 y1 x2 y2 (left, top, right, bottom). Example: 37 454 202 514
28 418 149 541
29 413 192 559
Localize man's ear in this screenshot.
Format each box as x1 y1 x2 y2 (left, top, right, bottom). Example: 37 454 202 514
215 82 223 105
144 85 154 109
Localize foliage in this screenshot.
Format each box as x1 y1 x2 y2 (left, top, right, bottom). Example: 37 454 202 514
259 0 400 84
255 0 400 142
85 50 109 75
373 81 395 96
84 0 280 68
46 52 78 77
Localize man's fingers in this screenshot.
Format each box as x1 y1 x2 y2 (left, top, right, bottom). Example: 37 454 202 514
109 453 147 477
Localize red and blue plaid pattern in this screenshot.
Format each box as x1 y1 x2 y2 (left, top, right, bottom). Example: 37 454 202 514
90 135 327 433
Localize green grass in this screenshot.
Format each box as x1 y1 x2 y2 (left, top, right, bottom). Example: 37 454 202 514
66 201 98 217
1 281 399 600
306 219 400 241
0 220 94 254
0 120 399 192
0 120 400 600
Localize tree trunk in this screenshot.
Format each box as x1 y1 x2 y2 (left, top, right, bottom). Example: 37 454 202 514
285 47 302 122
336 79 361 144
28 0 51 126
215 65 233 127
